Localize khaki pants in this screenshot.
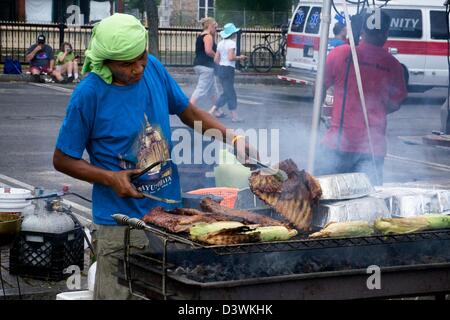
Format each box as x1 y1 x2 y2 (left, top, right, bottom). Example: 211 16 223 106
91 224 148 300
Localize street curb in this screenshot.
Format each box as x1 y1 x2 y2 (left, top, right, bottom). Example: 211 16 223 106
0 72 296 87
0 74 32 82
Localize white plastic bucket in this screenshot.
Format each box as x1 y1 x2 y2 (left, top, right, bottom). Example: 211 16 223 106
56 291 94 300
0 187 32 213
88 262 97 292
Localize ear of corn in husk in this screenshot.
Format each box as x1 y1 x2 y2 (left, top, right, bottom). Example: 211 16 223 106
190 222 297 244
246 226 298 242
189 221 245 240
309 221 374 239
374 214 450 235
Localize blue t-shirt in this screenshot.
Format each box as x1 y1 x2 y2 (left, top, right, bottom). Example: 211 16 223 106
56 55 189 225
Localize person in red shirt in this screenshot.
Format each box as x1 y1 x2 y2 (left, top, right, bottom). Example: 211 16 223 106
317 11 408 185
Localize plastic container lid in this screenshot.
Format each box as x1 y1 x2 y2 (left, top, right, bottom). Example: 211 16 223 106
0 188 32 213
0 188 32 200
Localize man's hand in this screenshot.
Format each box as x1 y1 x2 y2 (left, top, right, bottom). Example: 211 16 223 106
106 169 144 199
36 44 44 51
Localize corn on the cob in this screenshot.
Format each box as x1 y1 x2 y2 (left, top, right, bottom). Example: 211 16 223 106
374 214 450 235
309 221 374 239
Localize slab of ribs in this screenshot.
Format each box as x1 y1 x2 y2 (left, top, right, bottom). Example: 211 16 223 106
249 159 322 231
143 201 284 233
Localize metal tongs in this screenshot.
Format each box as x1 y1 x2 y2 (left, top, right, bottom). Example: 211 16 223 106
130 159 181 205
248 157 288 182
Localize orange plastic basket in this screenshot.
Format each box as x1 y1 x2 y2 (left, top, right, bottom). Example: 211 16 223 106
188 187 239 208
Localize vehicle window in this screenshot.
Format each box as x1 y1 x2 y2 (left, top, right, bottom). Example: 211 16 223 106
384 9 422 39
305 7 322 34
290 6 310 33
430 10 449 40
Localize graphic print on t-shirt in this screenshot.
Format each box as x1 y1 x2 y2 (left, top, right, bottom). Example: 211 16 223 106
119 114 173 195
35 52 49 60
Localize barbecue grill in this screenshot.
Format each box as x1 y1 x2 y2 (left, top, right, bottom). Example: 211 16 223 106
112 213 450 300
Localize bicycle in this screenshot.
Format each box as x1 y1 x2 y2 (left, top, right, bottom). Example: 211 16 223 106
250 29 287 73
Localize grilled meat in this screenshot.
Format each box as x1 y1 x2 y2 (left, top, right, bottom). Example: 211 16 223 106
249 159 322 231
200 197 285 226
143 207 218 233
195 226 261 245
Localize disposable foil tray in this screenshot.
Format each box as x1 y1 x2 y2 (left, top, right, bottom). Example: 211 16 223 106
313 196 390 228
373 187 450 217
317 173 375 201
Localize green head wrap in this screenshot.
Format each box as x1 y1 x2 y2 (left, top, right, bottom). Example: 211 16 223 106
82 13 148 84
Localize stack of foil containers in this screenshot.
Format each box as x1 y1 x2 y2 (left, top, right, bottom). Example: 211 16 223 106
313 173 390 228
313 173 450 228
372 187 450 218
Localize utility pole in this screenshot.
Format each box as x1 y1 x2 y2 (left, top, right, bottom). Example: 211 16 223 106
306 0 332 173
145 0 160 58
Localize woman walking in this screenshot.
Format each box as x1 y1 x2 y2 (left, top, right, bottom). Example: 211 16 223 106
190 17 219 111
212 23 247 122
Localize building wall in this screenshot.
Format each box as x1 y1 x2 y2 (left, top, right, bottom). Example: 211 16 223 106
170 0 199 26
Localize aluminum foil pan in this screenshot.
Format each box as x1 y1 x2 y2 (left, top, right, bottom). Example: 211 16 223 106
373 187 450 217
317 173 375 201
313 197 390 228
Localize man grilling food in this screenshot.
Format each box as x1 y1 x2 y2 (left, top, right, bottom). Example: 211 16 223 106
53 13 254 300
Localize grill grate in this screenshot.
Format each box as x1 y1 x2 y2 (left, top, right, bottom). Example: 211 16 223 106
143 222 450 255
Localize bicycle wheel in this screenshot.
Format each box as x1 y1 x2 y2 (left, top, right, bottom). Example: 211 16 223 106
251 46 274 73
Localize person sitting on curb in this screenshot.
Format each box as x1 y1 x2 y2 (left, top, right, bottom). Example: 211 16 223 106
25 34 65 83
56 42 80 83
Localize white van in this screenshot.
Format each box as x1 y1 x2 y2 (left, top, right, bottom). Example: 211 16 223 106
279 0 450 90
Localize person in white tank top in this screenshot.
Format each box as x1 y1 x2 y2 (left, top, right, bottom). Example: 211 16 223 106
209 23 247 122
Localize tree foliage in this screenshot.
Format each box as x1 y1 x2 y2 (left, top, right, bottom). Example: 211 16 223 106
216 0 295 12
126 0 160 13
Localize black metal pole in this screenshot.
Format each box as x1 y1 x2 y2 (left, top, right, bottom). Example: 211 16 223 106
236 29 242 70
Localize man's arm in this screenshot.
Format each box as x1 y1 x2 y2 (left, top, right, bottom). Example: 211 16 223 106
26 45 40 62
49 59 55 71
387 101 404 114
387 62 408 114
53 149 143 198
178 103 256 161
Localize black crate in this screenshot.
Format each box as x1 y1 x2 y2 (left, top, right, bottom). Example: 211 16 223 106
9 226 85 281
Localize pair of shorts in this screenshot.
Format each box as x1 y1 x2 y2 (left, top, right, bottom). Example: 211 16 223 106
91 224 148 300
29 65 51 74
191 65 218 100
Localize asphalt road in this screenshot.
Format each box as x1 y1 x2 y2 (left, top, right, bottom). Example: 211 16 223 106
0 80 449 211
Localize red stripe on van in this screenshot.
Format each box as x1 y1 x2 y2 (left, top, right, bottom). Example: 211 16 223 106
384 40 448 56
287 34 320 50
287 34 449 56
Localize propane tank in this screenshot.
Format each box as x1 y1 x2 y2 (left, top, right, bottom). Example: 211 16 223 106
21 193 75 234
